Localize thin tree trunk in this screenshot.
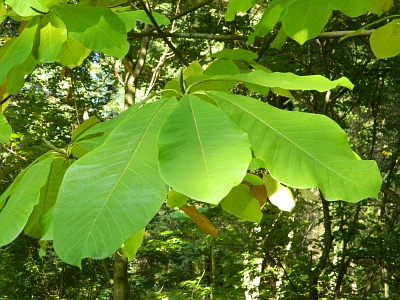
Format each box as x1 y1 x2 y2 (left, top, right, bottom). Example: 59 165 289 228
113 249 129 300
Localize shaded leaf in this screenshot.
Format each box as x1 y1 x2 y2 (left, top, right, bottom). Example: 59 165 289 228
158 95 252 204
210 49 258 60
220 184 262 223
225 0 257 21
0 153 55 247
7 53 38 94
167 190 188 208
0 112 11 143
122 228 145 261
327 0 373 17
54 98 176 266
117 10 170 32
208 91 382 202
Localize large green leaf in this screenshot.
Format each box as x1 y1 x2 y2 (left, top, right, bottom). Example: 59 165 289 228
370 20 400 59
5 0 49 16
7 53 38 94
38 13 67 63
208 91 382 202
282 0 332 45
158 95 252 204
53 5 127 57
24 157 70 239
0 153 55 247
327 0 373 17
192 70 353 93
55 36 91 68
0 112 11 143
0 17 39 84
54 98 175 266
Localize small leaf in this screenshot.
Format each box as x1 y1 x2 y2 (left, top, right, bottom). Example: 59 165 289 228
243 173 264 185
327 0 373 17
180 204 218 237
210 49 258 60
117 10 170 32
71 115 102 142
167 190 188 208
370 19 400 59
225 0 257 21
299 189 318 200
122 229 145 261
270 27 287 50
282 0 332 45
220 184 262 223
7 53 38 94
55 37 91 68
158 95 252 204
264 174 295 212
0 113 11 143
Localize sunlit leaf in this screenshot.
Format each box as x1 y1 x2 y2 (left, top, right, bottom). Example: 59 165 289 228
55 36 91 68
370 20 400 59
167 189 188 208
0 112 11 143
7 53 37 94
158 95 252 204
263 174 295 212
368 0 393 15
54 98 176 266
122 229 145 261
117 10 170 32
180 204 218 237
5 0 49 16
210 49 258 60
225 0 257 21
327 0 373 17
208 91 382 202
38 13 67 63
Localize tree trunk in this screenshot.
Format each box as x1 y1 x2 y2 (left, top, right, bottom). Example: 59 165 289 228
113 249 129 300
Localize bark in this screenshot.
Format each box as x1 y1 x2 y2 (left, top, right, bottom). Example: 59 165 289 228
113 249 129 300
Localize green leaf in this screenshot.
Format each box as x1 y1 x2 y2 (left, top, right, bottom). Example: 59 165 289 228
368 0 393 15
327 0 373 17
282 0 332 45
248 157 266 170
38 13 67 63
71 115 102 143
202 70 354 92
225 0 257 21
5 0 49 16
204 59 240 76
53 5 127 56
247 0 289 45
184 61 203 79
269 27 287 50
7 53 38 94
210 49 258 60
0 153 55 247
243 173 264 185
0 17 39 84
158 95 252 204
55 36 91 68
24 157 70 239
117 10 170 32
263 174 295 212
0 112 11 143
208 91 382 202
122 229 145 261
219 184 262 223
370 20 400 59
167 190 188 208
54 98 176 266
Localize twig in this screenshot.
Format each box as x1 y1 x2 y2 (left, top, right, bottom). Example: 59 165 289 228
137 0 188 66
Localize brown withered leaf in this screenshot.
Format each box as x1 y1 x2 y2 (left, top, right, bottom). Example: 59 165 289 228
180 204 218 237
242 181 267 209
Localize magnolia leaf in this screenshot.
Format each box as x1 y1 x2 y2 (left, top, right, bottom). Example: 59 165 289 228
122 228 145 261
327 0 373 17
158 95 252 204
5 0 49 16
0 153 55 247
38 13 67 63
55 36 91 68
225 0 257 21
370 20 400 59
7 53 38 94
248 157 266 170
167 189 189 208
368 0 393 15
24 157 70 239
282 0 332 45
243 173 264 185
53 5 127 56
264 174 295 212
180 204 218 237
208 91 382 202
248 0 289 45
270 27 287 50
0 113 11 143
299 189 318 200
54 98 176 266
220 184 262 223
71 115 102 143
0 17 39 84
204 70 354 92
